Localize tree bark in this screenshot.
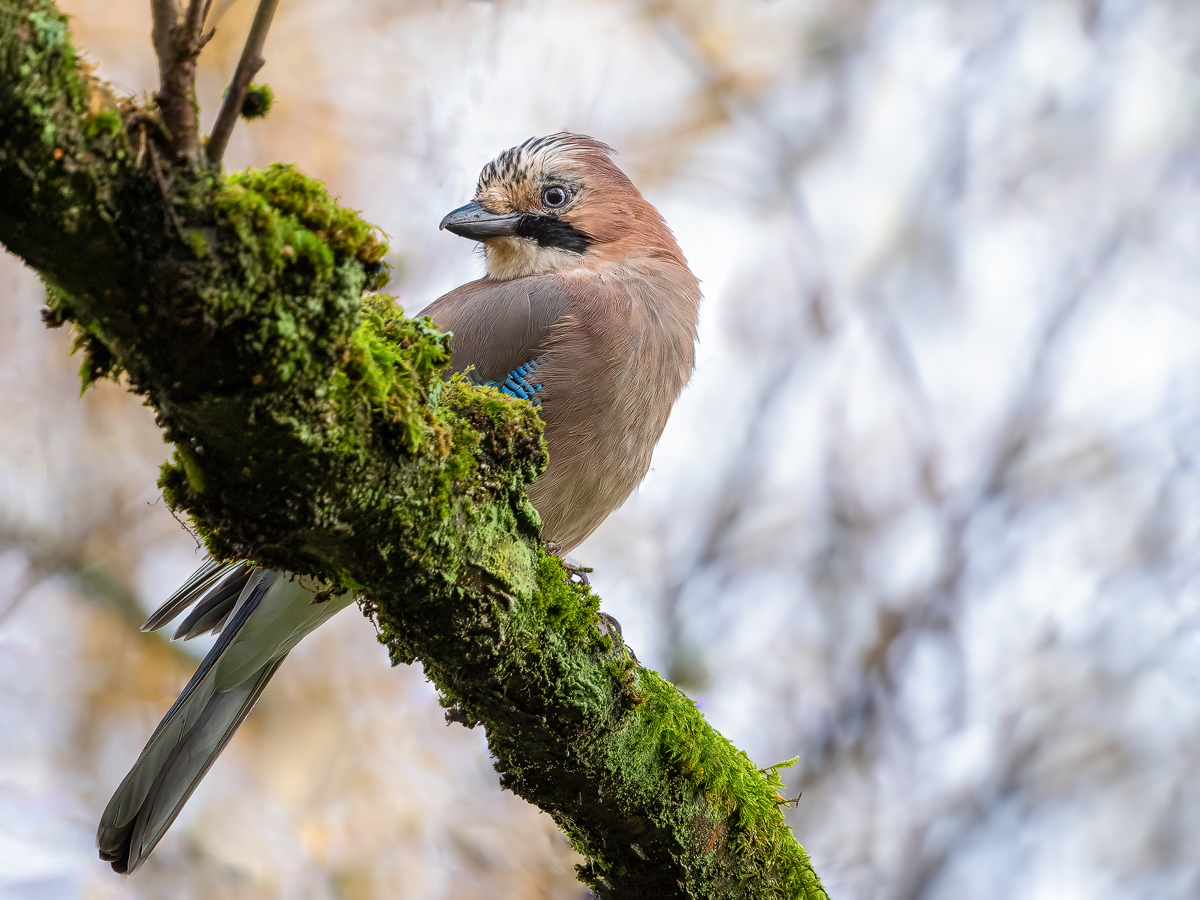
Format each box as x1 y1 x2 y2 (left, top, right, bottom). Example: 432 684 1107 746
0 3 829 897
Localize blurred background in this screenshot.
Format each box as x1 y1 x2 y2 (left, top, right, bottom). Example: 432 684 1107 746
4 0 1200 897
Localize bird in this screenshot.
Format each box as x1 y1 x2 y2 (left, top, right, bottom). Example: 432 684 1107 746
97 132 700 874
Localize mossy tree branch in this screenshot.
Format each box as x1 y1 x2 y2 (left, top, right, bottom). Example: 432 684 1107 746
0 2 829 897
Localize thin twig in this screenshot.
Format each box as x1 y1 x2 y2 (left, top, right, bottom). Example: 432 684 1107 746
0 569 38 627
146 139 187 239
206 0 280 166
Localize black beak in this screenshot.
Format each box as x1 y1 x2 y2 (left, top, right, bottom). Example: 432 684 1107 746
439 201 522 240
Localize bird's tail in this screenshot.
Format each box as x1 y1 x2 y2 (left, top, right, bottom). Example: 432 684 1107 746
97 564 353 874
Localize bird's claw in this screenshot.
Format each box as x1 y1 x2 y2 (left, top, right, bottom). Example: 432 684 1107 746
598 611 623 638
565 562 592 586
597 611 639 664
544 543 593 585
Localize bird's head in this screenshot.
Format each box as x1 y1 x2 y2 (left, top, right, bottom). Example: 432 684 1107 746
439 133 684 281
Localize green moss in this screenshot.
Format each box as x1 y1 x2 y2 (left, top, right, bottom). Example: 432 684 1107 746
240 82 273 119
84 107 121 137
219 163 387 271
628 672 789 836
329 300 450 453
215 177 335 279
185 228 208 259
174 444 206 494
529 552 603 646
73 332 119 390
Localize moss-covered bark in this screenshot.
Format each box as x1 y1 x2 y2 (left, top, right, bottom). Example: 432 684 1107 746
0 3 828 896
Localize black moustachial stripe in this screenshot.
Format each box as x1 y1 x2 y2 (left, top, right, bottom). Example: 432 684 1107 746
515 215 592 254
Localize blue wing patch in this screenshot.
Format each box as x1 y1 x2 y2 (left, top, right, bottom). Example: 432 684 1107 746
491 359 543 405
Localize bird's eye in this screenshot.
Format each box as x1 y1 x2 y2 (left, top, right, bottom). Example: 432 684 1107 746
543 186 568 208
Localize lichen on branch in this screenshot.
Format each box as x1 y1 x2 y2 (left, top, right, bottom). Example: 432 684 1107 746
0 2 829 896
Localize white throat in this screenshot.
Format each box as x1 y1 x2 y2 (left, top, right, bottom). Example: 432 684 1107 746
484 236 584 281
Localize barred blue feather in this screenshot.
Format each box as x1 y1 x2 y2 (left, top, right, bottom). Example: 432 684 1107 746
492 359 543 405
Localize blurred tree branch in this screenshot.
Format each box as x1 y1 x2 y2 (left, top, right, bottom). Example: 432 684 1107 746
0 522 195 661
0 1 828 897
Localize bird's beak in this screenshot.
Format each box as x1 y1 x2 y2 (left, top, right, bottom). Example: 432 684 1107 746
439 201 522 240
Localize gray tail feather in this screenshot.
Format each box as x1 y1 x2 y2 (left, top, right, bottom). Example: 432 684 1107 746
171 564 255 641
140 560 251 634
98 569 283 874
98 654 288 873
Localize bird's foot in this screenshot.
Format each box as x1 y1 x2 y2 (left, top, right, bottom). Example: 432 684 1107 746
564 562 592 586
545 543 593 586
598 611 639 664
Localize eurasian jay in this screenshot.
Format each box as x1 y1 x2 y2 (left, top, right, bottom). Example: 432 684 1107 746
96 133 700 873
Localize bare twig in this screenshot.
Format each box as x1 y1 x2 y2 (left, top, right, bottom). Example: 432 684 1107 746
0 567 37 626
0 526 190 662
150 0 213 163
206 0 280 166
